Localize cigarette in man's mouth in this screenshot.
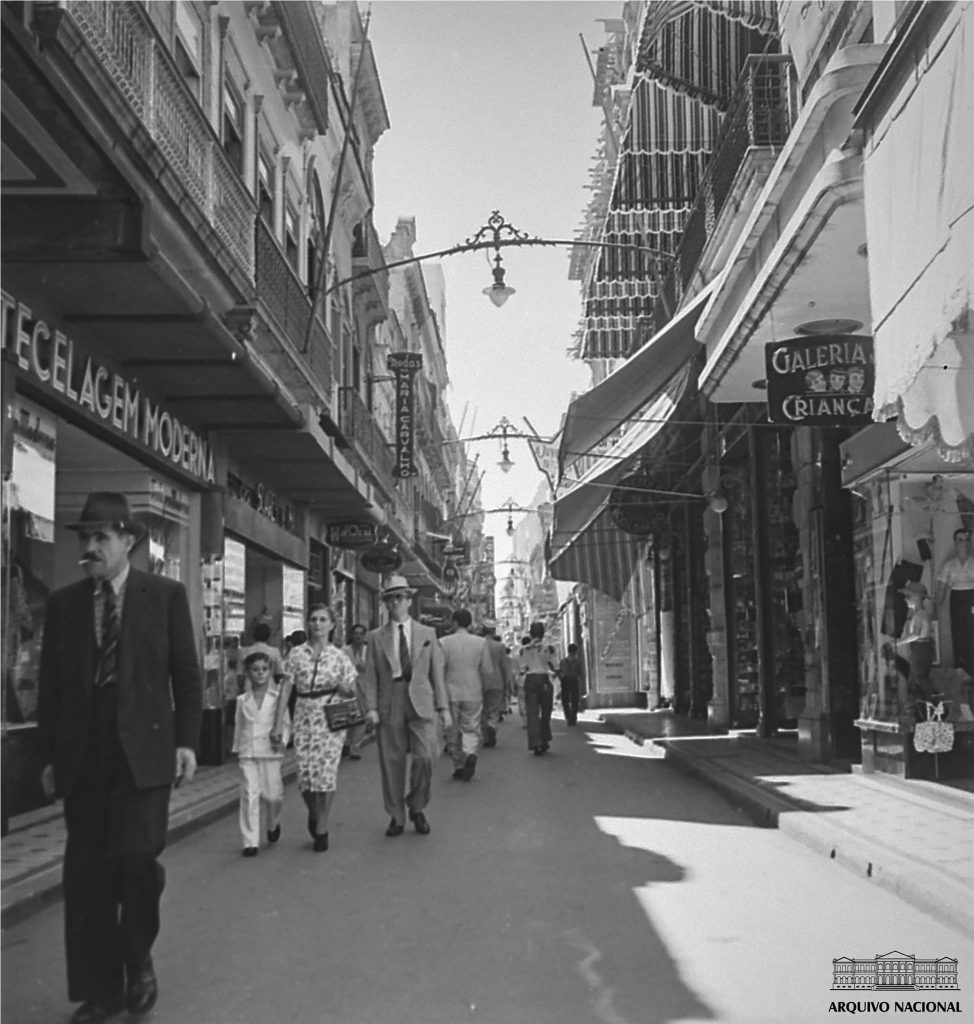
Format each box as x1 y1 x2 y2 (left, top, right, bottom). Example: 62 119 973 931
78 554 98 564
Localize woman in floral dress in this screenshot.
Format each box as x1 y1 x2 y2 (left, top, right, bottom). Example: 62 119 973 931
272 604 357 852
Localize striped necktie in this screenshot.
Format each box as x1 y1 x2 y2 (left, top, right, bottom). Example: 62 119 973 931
398 623 411 681
96 581 120 687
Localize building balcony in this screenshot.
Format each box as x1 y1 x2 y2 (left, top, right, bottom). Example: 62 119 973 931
339 385 395 482
255 218 334 406
666 54 797 314
62 0 256 282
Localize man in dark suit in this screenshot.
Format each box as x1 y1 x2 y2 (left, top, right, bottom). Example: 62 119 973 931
38 492 203 1024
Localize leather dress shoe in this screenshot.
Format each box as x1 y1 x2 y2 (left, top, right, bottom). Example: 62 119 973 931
461 754 477 781
408 810 431 835
313 832 329 852
70 993 125 1024
385 819 405 837
452 767 465 780
267 824 281 843
126 957 158 1016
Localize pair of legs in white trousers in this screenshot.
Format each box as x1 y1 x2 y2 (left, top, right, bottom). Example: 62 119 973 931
448 700 482 770
238 758 284 848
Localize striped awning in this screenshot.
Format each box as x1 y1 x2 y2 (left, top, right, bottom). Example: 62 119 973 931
549 370 690 599
548 506 643 602
562 284 715 475
636 2 778 109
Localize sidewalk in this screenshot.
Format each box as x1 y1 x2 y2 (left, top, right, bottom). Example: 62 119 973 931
600 709 974 937
1 754 297 929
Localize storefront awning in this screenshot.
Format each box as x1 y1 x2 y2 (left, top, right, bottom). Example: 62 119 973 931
548 506 643 603
857 2 974 462
549 372 691 599
559 284 714 478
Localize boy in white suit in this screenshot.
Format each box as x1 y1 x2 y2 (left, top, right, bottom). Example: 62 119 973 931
233 651 289 856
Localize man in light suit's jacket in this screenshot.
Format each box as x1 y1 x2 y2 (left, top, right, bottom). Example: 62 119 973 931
38 493 202 1024
363 575 451 836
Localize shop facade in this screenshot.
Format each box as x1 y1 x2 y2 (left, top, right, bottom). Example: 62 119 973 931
2 286 216 818
840 1 973 782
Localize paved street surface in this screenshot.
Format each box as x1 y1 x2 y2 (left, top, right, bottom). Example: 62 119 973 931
3 715 972 1024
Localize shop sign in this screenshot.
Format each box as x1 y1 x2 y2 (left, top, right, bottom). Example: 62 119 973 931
609 471 660 536
764 335 875 425
326 521 377 548
360 543 402 574
281 564 306 637
226 472 297 534
2 290 215 484
444 539 469 566
441 562 459 596
388 352 422 478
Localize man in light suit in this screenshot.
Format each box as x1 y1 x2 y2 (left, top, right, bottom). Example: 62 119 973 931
38 492 203 1024
440 608 493 781
363 575 451 836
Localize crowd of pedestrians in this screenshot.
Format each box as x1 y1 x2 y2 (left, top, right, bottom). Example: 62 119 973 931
35 499 582 1024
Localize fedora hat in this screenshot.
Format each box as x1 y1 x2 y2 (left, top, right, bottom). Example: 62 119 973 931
381 573 416 599
66 492 146 539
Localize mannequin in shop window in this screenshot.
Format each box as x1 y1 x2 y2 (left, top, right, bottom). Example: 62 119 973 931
936 527 974 681
898 581 936 706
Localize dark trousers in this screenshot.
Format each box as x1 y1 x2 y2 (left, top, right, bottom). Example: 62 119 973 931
559 676 580 725
63 685 170 1002
524 674 553 750
949 590 974 677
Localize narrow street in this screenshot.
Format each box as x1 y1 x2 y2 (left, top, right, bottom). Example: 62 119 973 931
4 714 972 1024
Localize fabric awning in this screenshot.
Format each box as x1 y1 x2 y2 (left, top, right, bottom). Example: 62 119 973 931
548 506 643 603
636 1 777 110
859 2 974 462
549 371 691 599
559 283 714 477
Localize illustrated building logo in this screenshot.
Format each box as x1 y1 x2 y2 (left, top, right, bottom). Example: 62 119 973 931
832 951 959 990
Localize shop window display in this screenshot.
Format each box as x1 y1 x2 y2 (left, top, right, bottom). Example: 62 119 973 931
854 474 974 724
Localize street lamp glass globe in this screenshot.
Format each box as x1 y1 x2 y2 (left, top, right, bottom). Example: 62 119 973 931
484 283 515 307
498 446 513 473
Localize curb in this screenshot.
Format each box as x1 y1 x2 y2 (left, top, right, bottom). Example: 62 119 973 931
1 762 297 930
603 716 974 937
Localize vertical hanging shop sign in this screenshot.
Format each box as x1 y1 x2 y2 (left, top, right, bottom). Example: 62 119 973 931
388 352 423 478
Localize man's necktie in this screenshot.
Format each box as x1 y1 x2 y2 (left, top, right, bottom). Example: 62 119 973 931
398 623 411 681
96 581 120 687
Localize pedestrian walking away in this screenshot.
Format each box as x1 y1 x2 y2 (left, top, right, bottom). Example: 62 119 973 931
273 604 358 853
519 621 558 755
440 608 492 781
232 651 290 856
37 492 204 1024
363 574 451 836
480 617 513 748
556 643 584 726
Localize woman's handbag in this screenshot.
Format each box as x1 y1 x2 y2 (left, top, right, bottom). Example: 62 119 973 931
324 695 367 731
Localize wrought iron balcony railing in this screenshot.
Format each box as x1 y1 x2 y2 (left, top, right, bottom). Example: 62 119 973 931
663 54 797 316
255 219 333 389
339 386 394 479
66 0 255 277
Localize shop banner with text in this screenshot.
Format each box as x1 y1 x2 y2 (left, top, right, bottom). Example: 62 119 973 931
388 352 423 478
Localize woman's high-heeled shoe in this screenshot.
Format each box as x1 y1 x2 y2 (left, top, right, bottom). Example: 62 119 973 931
313 832 329 853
